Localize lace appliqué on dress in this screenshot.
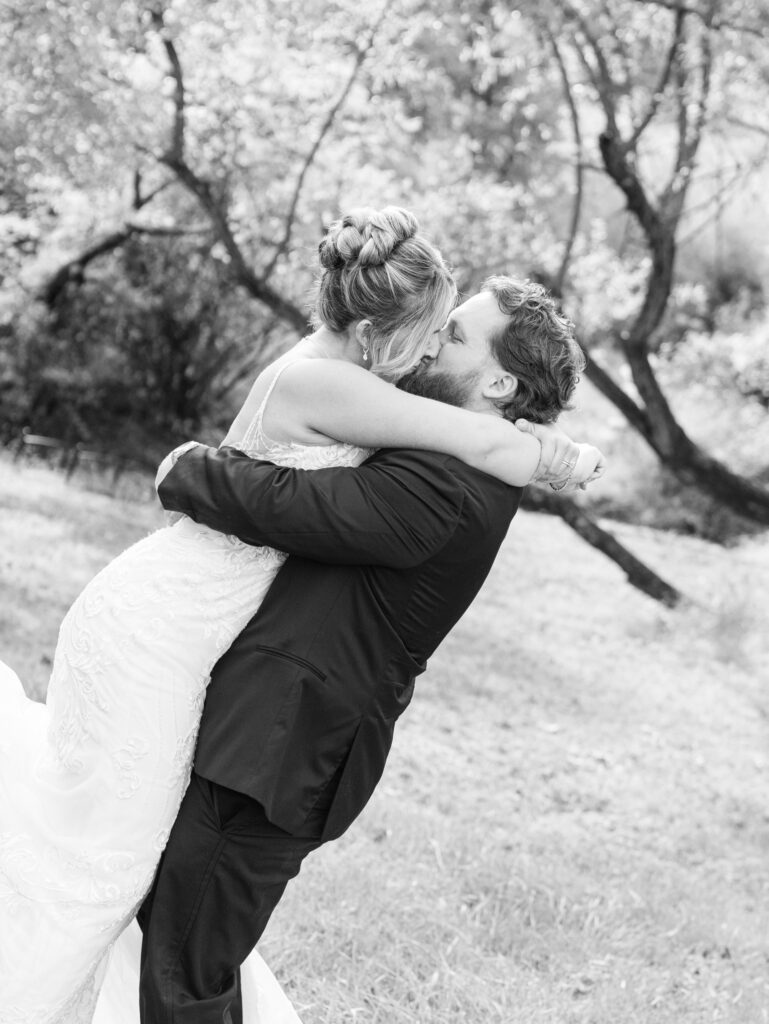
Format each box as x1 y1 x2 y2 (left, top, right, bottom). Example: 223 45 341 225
0 356 371 1022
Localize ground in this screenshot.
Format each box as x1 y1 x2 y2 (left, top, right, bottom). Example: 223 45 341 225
1 456 767 1023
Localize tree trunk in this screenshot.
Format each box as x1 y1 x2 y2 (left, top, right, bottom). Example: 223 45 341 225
623 346 769 522
588 129 769 525
522 489 682 607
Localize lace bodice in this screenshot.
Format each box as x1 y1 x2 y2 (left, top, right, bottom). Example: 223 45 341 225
230 358 373 470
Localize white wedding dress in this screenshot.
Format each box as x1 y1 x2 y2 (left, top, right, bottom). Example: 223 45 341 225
0 363 370 1024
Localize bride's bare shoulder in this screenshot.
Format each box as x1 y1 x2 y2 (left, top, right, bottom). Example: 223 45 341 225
273 356 368 397
261 358 369 444
220 349 298 446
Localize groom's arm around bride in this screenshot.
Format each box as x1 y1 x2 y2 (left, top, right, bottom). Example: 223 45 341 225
141 442 521 1023
157 443 522 840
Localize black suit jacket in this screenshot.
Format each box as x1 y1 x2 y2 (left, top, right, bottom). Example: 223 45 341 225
159 446 521 841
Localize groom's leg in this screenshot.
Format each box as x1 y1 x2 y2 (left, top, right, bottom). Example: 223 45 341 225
137 772 325 1024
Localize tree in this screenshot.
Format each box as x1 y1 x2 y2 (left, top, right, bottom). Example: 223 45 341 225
7 0 769 604
531 0 769 522
364 0 769 523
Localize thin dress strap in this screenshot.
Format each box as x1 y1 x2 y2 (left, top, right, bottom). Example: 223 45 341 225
235 359 303 455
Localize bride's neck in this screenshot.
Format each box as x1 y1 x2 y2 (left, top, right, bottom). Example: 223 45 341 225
302 326 361 365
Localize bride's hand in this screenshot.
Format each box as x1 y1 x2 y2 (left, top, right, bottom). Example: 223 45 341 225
562 443 606 491
515 419 606 491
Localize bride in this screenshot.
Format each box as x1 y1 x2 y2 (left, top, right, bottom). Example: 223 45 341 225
0 206 601 1024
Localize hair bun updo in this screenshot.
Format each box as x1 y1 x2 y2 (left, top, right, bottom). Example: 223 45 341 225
312 204 455 382
318 206 420 270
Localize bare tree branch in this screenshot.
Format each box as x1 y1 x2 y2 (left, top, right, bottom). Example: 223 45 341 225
599 129 664 243
691 17 714 142
563 4 620 136
672 54 690 179
148 6 308 330
40 173 176 306
161 159 308 329
263 10 388 281
149 6 185 163
132 172 174 211
599 0 633 93
628 9 686 146
723 116 769 139
131 223 211 237
39 221 213 307
676 158 762 247
628 0 767 39
666 15 713 219
41 230 135 306
521 489 681 606
132 168 143 209
580 355 655 443
542 24 584 293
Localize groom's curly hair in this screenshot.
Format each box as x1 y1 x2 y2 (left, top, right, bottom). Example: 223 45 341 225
482 276 586 424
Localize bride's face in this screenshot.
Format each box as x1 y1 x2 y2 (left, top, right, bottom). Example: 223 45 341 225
398 288 459 373
370 285 457 383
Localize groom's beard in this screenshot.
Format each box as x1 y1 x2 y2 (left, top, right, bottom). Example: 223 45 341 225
397 365 480 408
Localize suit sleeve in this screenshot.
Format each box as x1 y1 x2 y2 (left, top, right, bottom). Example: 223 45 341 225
157 446 464 568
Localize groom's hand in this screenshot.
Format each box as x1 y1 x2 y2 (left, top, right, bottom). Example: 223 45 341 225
515 420 605 491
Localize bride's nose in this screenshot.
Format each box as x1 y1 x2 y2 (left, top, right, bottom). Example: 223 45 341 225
423 329 444 361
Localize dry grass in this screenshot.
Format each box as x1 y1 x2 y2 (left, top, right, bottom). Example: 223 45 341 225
1 456 768 1023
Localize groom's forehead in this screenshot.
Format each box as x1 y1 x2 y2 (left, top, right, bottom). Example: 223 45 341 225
454 291 506 335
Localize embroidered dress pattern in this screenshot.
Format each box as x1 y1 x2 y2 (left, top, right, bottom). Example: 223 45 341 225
0 361 371 1023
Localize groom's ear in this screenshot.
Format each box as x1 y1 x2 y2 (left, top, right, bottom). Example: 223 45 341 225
482 372 518 401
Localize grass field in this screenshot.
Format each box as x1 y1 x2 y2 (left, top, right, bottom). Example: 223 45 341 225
1 457 768 1023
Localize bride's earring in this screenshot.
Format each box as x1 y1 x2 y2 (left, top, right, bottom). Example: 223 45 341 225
356 320 372 364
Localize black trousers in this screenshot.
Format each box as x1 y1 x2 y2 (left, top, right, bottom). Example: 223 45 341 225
136 772 326 1024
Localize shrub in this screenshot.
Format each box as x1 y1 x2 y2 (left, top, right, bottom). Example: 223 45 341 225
0 236 281 460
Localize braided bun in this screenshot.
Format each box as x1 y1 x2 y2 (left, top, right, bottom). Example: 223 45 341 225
318 206 419 270
312 205 455 382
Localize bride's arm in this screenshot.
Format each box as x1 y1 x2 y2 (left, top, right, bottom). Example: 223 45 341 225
275 360 590 488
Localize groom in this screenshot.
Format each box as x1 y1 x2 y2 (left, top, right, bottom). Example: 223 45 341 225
141 277 592 1022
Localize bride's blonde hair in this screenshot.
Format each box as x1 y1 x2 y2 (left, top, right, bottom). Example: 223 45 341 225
312 206 455 382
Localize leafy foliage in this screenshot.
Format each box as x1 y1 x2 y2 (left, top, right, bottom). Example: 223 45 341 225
1 0 768 529
1 235 272 459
